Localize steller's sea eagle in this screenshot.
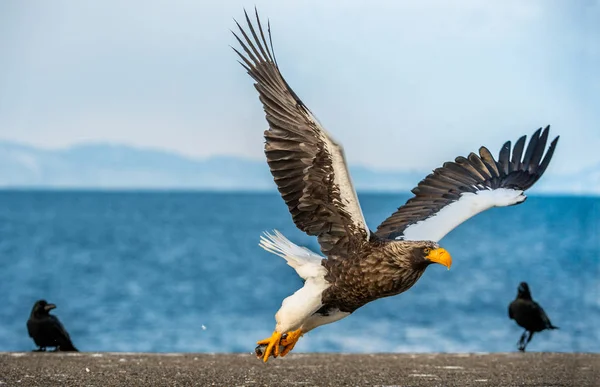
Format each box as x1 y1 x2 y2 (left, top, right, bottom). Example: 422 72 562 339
232 9 559 362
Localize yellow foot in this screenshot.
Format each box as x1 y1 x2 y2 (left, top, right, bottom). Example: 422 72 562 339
280 329 303 357
256 331 283 362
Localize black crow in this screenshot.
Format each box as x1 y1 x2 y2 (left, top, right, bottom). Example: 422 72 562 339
509 282 558 351
27 300 78 352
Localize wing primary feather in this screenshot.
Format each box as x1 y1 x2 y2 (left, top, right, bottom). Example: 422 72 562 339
235 59 252 74
235 16 282 89
521 127 541 173
231 45 256 72
498 141 511 175
238 13 266 63
528 126 550 173
510 135 526 173
467 153 493 180
537 135 560 178
267 20 279 67
254 8 275 63
232 35 272 89
454 156 486 181
479 147 500 178
233 21 262 64
244 9 271 64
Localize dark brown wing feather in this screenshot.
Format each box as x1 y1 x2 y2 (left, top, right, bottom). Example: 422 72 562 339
233 9 369 257
376 126 559 240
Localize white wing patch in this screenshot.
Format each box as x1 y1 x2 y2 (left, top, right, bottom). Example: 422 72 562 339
400 188 526 242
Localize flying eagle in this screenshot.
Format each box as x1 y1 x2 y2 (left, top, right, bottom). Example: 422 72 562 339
232 9 559 362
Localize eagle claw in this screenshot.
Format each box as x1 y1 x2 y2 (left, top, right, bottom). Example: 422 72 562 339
255 329 303 362
256 331 283 362
279 328 302 357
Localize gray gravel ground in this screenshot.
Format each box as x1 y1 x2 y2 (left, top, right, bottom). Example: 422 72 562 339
0 352 597 386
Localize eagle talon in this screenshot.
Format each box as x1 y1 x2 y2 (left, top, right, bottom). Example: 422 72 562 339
280 328 302 357
256 331 283 362
255 329 303 361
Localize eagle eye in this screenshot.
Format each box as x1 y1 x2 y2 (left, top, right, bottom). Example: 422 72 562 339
423 247 431 255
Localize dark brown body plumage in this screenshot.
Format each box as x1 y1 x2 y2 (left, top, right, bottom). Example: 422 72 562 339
321 239 435 313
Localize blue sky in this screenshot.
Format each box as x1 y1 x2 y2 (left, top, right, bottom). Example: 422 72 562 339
1 0 598 174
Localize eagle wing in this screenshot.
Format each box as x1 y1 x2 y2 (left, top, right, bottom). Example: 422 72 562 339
376 126 559 241
233 10 369 257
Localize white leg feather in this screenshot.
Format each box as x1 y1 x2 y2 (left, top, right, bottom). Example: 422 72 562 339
275 279 328 333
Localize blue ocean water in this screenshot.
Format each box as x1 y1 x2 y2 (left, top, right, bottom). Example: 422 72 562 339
0 191 598 354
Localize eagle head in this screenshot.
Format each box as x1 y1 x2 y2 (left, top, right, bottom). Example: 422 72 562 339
410 241 453 270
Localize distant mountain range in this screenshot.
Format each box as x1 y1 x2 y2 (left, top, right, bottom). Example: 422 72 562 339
0 141 598 194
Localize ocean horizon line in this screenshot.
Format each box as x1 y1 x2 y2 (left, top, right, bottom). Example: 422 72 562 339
1 186 599 198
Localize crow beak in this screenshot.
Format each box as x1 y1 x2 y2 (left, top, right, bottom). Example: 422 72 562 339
44 304 57 311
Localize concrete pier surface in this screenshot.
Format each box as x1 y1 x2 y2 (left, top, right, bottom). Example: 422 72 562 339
0 352 597 386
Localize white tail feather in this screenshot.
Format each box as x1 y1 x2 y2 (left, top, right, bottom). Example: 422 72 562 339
259 230 325 280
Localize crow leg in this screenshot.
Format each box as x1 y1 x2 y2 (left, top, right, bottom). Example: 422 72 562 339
517 331 528 351
522 331 535 351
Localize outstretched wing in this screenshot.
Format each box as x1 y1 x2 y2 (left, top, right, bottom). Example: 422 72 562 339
232 9 369 257
376 126 559 241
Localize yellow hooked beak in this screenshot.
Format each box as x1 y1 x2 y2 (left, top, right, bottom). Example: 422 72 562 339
427 247 452 270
